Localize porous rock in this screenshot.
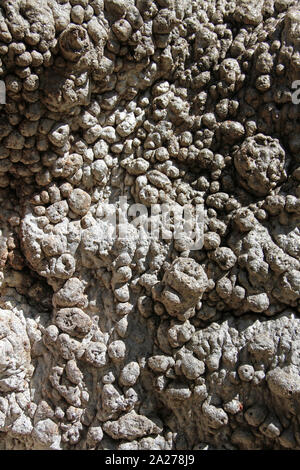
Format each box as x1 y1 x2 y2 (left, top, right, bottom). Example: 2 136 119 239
0 0 299 452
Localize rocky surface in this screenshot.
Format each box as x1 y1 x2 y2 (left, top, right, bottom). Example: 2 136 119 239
0 0 299 450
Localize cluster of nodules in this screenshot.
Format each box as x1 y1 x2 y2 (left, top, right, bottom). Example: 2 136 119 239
0 0 299 451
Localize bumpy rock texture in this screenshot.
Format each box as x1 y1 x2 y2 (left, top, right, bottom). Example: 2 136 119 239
0 0 299 450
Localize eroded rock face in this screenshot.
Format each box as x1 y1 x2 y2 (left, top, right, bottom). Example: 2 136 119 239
233 134 286 196
159 258 208 320
0 0 299 451
0 309 32 393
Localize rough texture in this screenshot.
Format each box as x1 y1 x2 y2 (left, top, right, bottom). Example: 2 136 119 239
0 0 299 451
